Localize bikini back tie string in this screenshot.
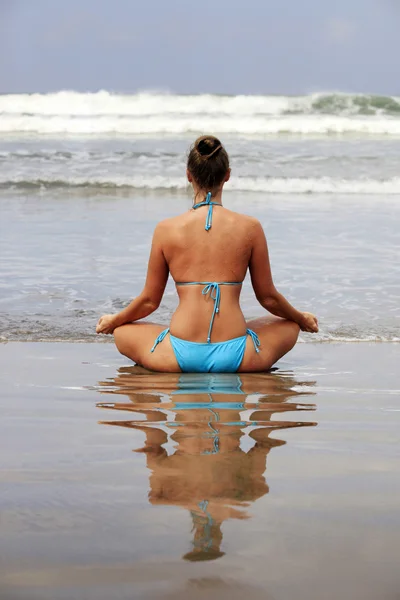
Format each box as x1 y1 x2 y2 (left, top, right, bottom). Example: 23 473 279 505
193 191 220 231
176 281 242 343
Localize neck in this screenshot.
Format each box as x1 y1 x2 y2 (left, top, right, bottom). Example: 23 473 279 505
193 189 223 206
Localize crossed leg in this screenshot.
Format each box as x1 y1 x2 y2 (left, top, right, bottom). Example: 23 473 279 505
239 316 300 372
113 316 300 373
113 322 180 372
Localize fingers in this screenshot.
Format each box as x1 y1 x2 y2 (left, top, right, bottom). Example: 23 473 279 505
96 314 113 334
97 327 111 335
96 316 114 335
301 316 319 333
305 313 319 333
96 317 109 334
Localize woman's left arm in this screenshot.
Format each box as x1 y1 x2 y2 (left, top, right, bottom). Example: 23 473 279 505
96 223 169 334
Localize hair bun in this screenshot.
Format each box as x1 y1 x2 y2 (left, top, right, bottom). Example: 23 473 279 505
187 135 229 190
197 137 222 159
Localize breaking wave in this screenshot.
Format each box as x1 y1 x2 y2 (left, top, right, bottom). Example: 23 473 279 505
2 91 400 136
2 175 400 195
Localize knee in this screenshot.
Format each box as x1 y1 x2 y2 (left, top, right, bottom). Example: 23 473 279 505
285 320 300 346
113 325 128 354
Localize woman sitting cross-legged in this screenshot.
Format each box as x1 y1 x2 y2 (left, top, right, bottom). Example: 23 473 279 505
96 135 318 372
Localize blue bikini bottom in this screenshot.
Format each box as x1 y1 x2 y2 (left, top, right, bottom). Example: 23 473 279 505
151 328 260 373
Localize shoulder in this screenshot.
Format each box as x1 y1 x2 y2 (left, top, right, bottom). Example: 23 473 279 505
152 214 187 243
155 209 194 231
153 217 176 235
151 219 170 247
227 210 264 237
242 214 262 229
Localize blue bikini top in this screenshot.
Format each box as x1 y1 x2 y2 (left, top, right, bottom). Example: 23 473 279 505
175 191 244 344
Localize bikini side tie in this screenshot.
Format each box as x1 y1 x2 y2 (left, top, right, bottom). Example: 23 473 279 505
246 328 261 353
150 327 170 353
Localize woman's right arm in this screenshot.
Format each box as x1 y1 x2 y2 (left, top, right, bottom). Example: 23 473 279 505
248 219 318 333
96 222 169 334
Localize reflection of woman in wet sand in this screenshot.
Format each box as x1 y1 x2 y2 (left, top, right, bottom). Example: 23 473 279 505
97 370 316 561
97 136 318 373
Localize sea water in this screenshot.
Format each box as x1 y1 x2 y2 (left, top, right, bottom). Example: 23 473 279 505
0 91 399 343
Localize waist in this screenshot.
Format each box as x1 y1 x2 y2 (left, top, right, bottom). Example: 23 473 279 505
175 281 243 286
174 281 245 344
170 303 247 342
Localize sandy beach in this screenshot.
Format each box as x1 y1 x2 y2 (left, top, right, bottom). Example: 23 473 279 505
1 341 399 600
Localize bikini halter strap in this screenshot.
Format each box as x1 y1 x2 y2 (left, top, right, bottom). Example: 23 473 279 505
192 191 220 231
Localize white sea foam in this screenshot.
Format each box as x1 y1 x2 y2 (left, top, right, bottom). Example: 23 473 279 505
1 114 400 136
2 174 400 194
299 334 400 343
1 90 400 116
1 91 400 136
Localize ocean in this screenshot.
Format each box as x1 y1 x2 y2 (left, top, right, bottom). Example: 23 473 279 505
1 90 399 343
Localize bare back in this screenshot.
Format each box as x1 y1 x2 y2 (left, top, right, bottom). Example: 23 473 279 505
159 205 258 342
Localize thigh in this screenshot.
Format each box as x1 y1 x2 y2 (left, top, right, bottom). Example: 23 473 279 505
113 322 181 372
238 316 300 373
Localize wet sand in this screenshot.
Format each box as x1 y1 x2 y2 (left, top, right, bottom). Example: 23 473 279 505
1 342 399 600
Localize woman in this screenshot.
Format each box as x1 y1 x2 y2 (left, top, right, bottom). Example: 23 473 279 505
96 136 318 372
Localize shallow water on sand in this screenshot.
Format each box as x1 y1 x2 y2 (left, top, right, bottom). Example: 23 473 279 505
1 188 400 343
94 368 317 564
1 343 399 600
